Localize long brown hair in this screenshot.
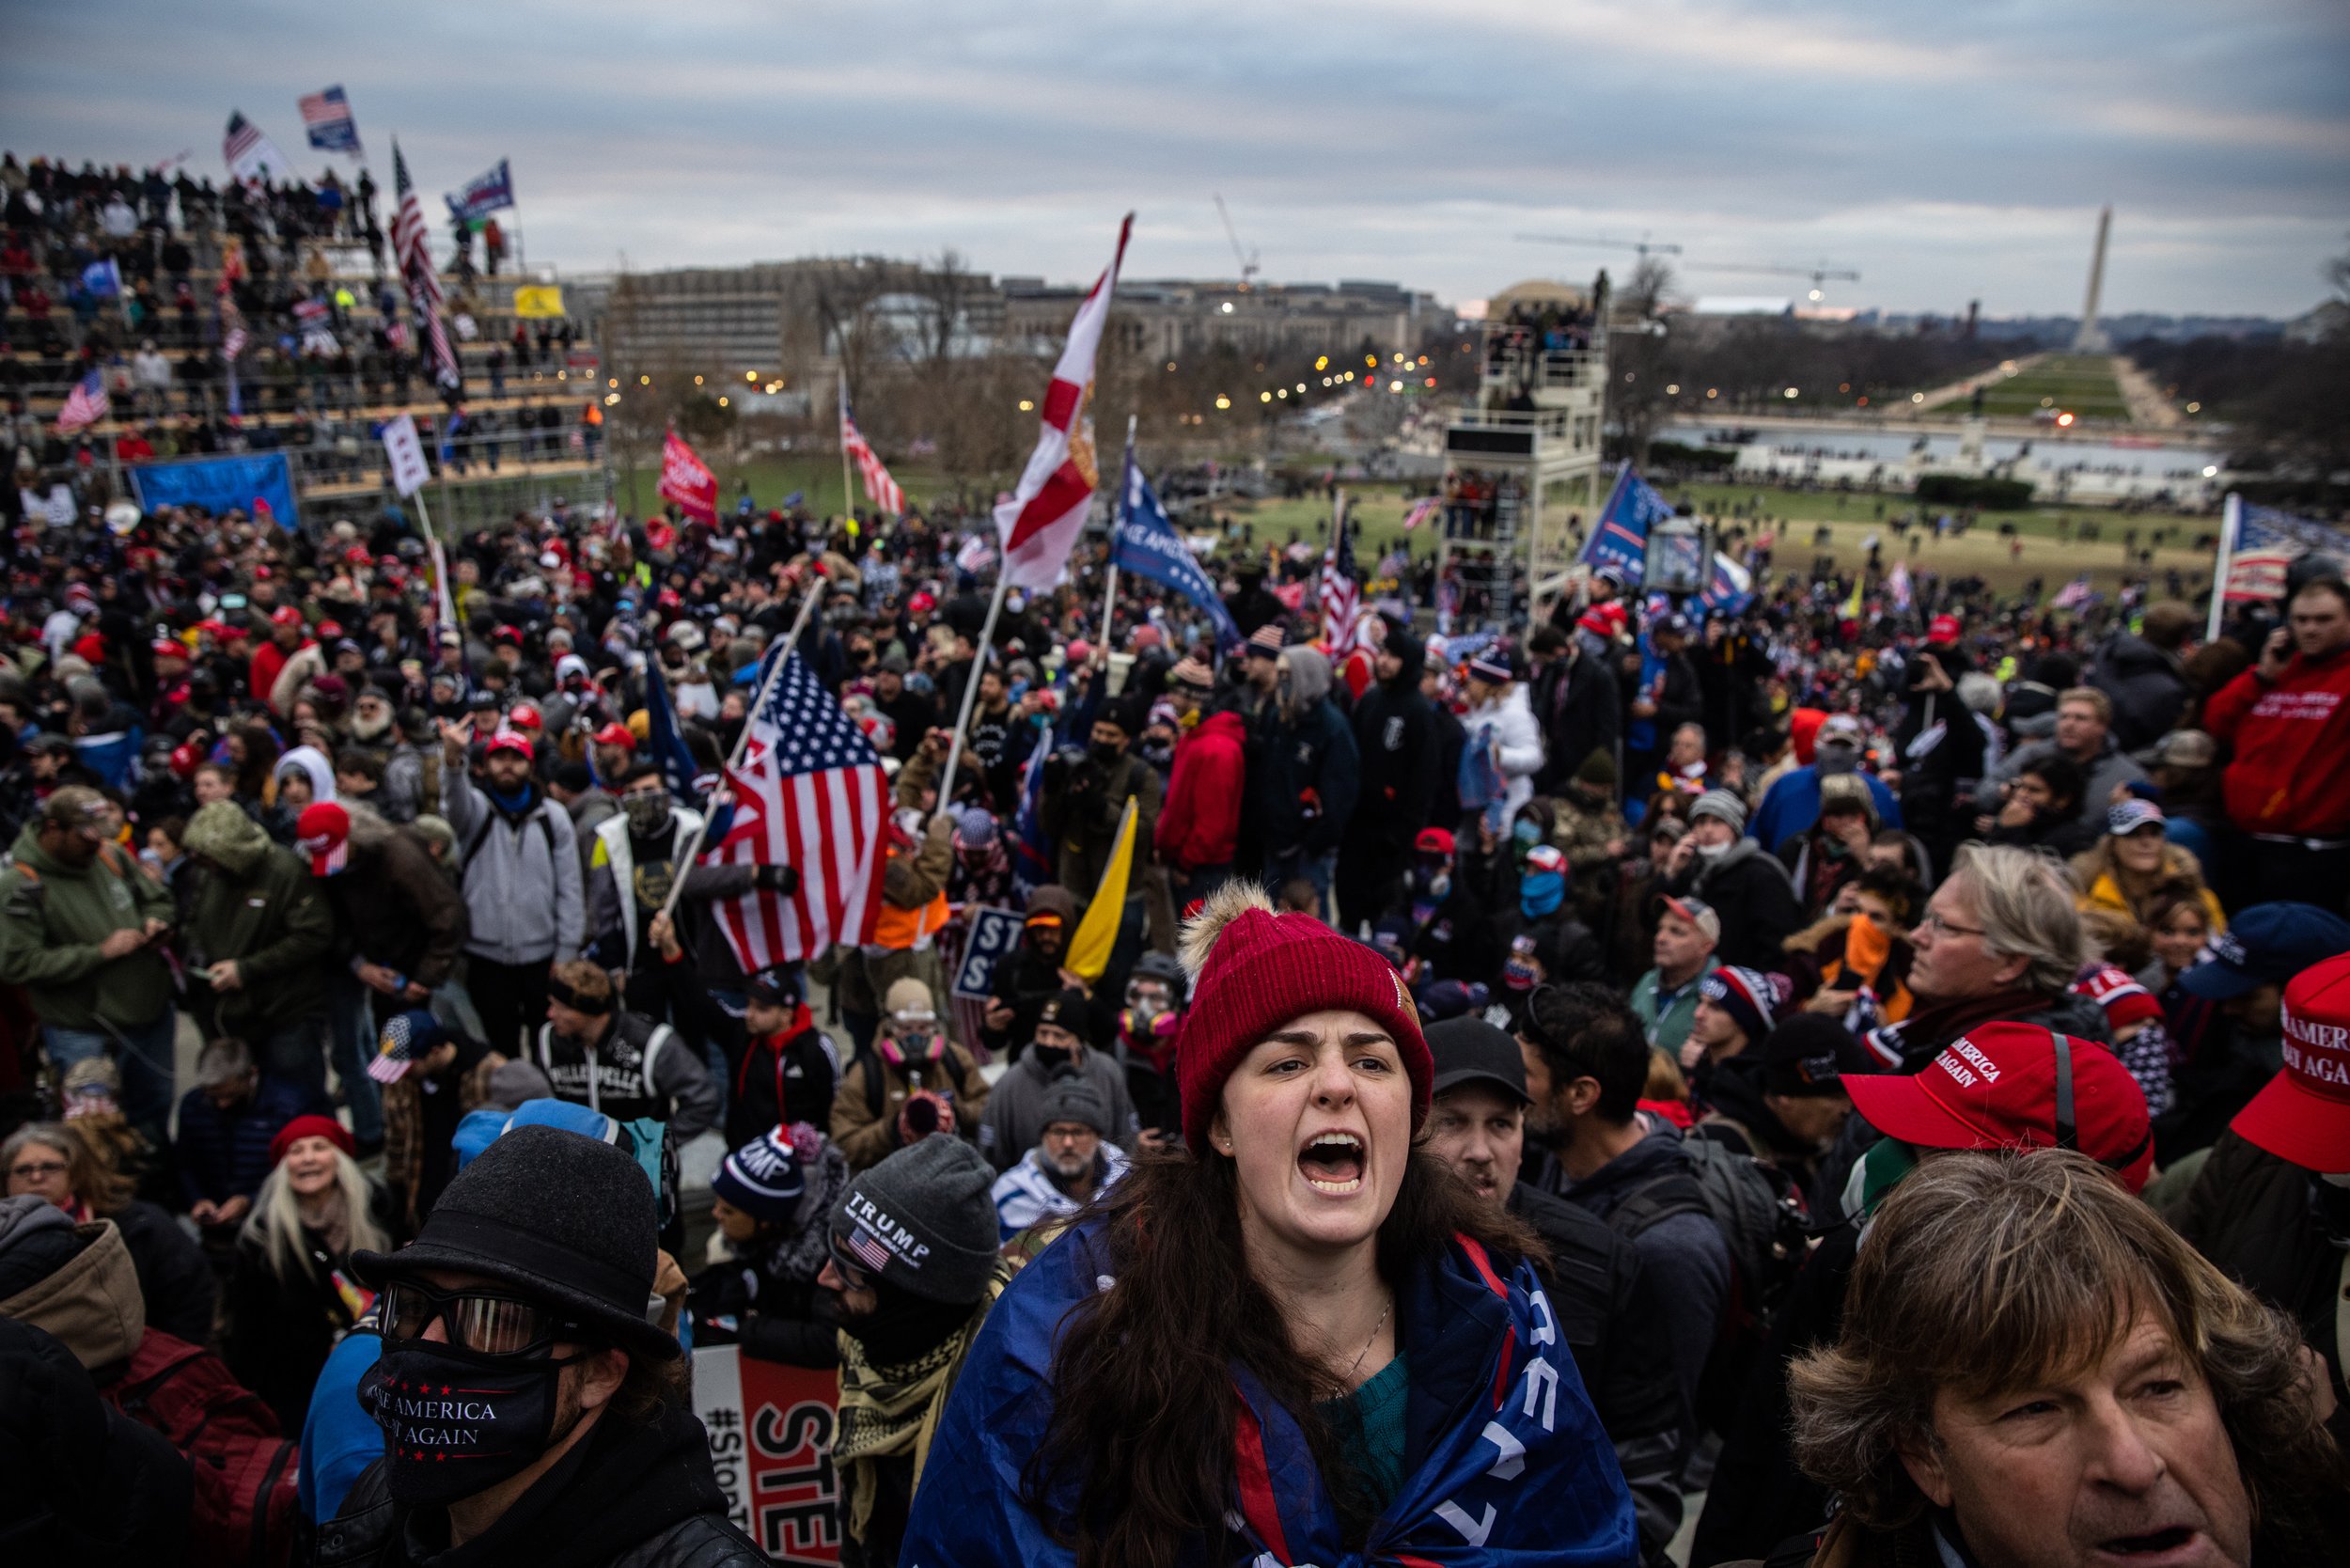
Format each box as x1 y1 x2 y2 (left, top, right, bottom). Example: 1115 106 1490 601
1020 1145 1541 1568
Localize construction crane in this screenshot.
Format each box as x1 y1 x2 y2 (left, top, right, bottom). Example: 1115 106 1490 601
1213 195 1260 290
1684 259 1861 301
1513 232 1684 259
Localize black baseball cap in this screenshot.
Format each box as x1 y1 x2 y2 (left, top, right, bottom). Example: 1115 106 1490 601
1426 1017 1528 1105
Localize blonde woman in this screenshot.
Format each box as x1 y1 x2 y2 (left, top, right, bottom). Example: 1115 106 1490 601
227 1113 391 1428
2071 798 2225 933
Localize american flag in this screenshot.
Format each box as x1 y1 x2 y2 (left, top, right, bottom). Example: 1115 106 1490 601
708 649 889 970
299 85 362 155
56 370 110 434
390 141 460 390
1321 492 1362 659
844 1228 893 1273
838 373 904 516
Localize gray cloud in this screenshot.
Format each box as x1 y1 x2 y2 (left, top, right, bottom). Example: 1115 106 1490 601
7 0 2345 314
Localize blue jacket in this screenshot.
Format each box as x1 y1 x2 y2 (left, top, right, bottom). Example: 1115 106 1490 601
1748 764 1902 850
173 1074 331 1206
902 1219 1636 1565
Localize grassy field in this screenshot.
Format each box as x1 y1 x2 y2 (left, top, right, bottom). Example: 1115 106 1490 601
1929 353 2133 422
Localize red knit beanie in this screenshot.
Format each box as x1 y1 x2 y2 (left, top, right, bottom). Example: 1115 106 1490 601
270 1114 355 1167
1174 883 1431 1153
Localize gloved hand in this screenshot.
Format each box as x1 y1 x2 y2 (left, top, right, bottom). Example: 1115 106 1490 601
755 863 799 895
897 1088 952 1144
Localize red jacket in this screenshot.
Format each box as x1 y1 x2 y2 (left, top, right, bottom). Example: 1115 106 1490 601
1154 709 1246 872
2204 645 2350 837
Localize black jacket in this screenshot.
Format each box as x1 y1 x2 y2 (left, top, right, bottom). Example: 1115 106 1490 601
1508 1184 1684 1562
109 1199 215 1347
1346 630 1439 852
1531 650 1622 796
1668 838 1803 969
320 1403 764 1568
2090 631 2189 751
0 1317 191 1566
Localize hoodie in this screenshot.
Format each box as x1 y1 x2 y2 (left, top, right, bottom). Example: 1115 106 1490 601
182 799 335 1032
0 1216 147 1372
1155 708 1246 872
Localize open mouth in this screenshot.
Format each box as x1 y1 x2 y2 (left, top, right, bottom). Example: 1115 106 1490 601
1298 1131 1366 1194
2098 1528 2196 1560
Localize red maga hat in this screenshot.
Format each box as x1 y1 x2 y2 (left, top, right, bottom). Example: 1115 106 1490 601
2231 952 2350 1171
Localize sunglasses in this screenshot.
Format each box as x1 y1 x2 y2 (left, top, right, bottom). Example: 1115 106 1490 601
824 1234 875 1291
380 1279 583 1357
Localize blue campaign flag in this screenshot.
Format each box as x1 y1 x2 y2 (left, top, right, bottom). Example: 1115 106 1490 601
300 86 362 155
80 259 122 298
75 728 142 792
1578 463 1676 586
1110 445 1243 651
1699 552 1753 616
2236 497 2350 557
1010 728 1055 900
640 652 706 805
130 452 299 530
445 160 515 225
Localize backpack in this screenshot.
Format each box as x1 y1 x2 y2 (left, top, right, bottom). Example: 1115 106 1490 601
102 1328 299 1567
1607 1137 1813 1431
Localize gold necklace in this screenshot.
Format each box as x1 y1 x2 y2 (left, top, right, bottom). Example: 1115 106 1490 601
1346 1297 1393 1382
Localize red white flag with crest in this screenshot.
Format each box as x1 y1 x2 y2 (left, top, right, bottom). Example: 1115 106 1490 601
994 214 1133 589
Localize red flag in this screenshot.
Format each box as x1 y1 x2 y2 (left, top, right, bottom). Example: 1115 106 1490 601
658 430 718 525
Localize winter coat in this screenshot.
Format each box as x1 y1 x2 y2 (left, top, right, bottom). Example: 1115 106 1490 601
990 1142 1130 1241
1747 765 1903 852
2204 644 2350 838
1248 695 1361 859
586 808 762 991
1461 683 1544 822
226 1184 395 1431
180 803 335 1033
977 1047 1138 1172
727 1006 839 1150
1992 735 2146 824
320 1405 766 1568
0 1315 192 1566
531 1011 720 1141
1042 747 1161 896
1346 630 1440 852
318 805 469 989
0 823 177 1029
1493 904 1606 989
2170 1130 2348 1446
101 1200 218 1347
444 772 585 965
1156 709 1246 871
829 1039 991 1170
901 1218 1637 1566
2069 842 2226 933
2090 631 2190 751
1531 649 1622 797
172 1074 329 1207
687 1140 850 1371
1668 837 1803 969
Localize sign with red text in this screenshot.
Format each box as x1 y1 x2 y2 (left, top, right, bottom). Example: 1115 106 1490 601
692 1344 841 1564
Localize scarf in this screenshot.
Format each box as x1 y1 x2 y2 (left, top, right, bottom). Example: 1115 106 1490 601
1875 987 2052 1071
759 1143 848 1288
834 1260 1010 1541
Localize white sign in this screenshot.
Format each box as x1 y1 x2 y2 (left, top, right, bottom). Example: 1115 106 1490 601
382 414 431 498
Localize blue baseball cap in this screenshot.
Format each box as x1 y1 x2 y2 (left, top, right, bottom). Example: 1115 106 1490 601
2181 903 2350 1000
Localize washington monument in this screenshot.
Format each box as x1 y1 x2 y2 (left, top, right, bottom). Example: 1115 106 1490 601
2072 205 2112 353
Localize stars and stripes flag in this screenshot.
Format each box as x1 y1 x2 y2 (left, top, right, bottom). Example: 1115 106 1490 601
1320 492 1362 659
994 213 1133 588
838 372 905 516
299 86 362 155
1402 494 1440 530
57 371 110 434
708 649 890 970
223 112 293 184
390 141 461 390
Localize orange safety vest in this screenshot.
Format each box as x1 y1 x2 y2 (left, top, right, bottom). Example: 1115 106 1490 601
871 889 950 950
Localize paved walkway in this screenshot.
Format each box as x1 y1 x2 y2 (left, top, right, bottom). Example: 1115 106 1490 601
2111 354 2186 430
1918 352 2049 413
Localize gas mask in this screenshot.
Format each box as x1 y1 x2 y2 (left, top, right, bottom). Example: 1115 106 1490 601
621 792 672 837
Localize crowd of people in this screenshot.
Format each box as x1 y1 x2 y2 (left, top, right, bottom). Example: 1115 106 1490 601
0 302 2345 1563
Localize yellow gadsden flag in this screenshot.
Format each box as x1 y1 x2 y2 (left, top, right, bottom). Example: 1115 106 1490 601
511 285 566 319
1064 797 1138 982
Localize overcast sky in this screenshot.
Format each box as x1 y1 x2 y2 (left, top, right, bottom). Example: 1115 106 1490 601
9 1 2346 317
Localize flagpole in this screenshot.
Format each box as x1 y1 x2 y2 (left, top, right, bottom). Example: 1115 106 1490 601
838 368 858 533
1101 414 1136 647
2206 492 2239 643
655 571 826 926
936 570 1010 814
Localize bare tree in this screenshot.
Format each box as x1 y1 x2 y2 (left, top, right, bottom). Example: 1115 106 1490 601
1607 259 1677 463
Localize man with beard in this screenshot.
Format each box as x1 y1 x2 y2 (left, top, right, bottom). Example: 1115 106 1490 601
1337 616 1438 934
978 990 1134 1173
818 1136 1008 1568
988 1073 1129 1243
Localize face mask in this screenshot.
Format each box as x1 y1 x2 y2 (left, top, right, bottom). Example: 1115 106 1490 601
622 792 670 836
1520 870 1565 918
1140 741 1173 768
876 1030 942 1068
1502 956 1541 992
1697 840 1731 862
359 1340 581 1505
1029 1043 1074 1073
1512 819 1542 856
1089 741 1121 767
1417 870 1452 901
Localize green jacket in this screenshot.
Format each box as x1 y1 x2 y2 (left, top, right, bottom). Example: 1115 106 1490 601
180 801 335 1034
1630 967 1701 1053
0 823 177 1029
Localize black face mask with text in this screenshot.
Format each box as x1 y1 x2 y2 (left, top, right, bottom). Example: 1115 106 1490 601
358 1340 584 1504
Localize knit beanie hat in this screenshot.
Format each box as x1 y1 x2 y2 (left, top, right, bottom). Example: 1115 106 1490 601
1173 881 1431 1154
830 1134 1000 1306
1037 1070 1112 1138
1700 965 1793 1043
269 1113 355 1166
713 1126 807 1226
1691 788 1747 834
1574 746 1618 787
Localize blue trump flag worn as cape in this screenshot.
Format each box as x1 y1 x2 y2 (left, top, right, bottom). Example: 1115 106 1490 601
901 1218 1636 1565
1112 445 1244 652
